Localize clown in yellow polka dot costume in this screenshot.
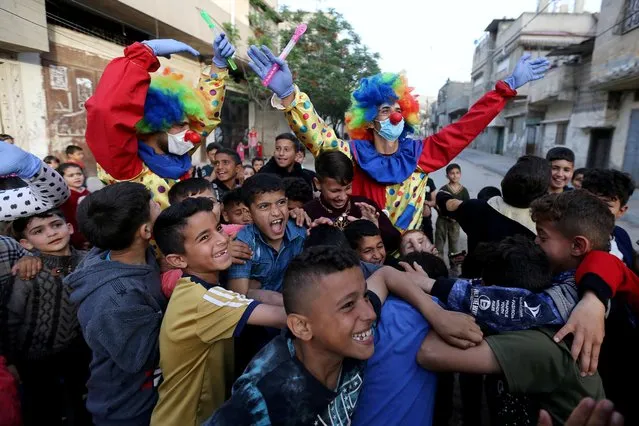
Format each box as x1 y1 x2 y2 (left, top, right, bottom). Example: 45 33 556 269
247 46 548 232
86 36 236 210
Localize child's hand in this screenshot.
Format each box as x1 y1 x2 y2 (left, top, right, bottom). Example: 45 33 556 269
430 309 483 349
537 397 623 426
11 256 42 280
553 291 605 376
349 203 380 228
289 208 312 228
229 240 253 265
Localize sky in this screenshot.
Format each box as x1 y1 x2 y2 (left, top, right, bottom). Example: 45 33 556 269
278 0 602 98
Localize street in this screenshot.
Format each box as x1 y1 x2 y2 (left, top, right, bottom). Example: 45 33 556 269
426 148 639 257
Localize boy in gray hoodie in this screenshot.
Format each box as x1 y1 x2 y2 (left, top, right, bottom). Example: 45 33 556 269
65 182 165 426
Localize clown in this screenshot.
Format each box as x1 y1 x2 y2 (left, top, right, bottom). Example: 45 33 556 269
86 36 236 209
248 47 549 231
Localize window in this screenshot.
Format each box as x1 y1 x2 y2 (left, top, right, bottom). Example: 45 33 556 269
623 0 639 33
497 58 510 74
508 118 515 134
555 122 568 145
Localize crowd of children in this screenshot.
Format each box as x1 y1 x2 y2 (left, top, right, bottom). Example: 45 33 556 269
0 34 634 426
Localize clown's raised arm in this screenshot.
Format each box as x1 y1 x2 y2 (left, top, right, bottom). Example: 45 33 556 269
248 46 549 230
85 37 232 183
0 142 70 220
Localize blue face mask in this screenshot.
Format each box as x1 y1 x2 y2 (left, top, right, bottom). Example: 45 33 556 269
375 118 405 141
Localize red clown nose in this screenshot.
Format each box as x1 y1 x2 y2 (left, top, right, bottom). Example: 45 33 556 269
389 111 403 125
185 130 201 144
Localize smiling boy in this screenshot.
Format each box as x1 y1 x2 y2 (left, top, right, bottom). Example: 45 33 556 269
150 197 286 425
546 147 575 193
257 133 315 189
208 245 481 425
212 149 242 198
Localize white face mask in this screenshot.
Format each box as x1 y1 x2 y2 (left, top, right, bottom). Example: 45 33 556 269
167 130 193 156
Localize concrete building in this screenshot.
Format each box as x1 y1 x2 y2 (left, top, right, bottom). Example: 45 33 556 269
589 0 639 181
431 80 471 132
469 1 597 156
470 0 639 183
0 0 288 174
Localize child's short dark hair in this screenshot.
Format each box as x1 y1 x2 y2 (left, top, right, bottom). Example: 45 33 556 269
241 174 285 206
530 190 615 251
222 188 244 209
315 151 353 185
304 224 351 250
43 155 60 164
401 251 449 279
501 155 551 208
582 169 635 207
284 177 313 205
168 178 213 205
573 168 587 178
251 157 265 166
275 133 301 152
65 145 83 156
477 186 502 201
206 143 223 153
474 235 552 291
215 148 241 166
57 162 83 176
154 197 215 256
445 163 461 174
0 134 14 142
344 220 381 250
244 165 256 173
77 182 151 250
546 147 575 164
283 246 361 314
12 208 66 240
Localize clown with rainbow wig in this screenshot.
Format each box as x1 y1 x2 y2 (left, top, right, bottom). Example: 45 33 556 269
86 36 236 209
248 46 549 231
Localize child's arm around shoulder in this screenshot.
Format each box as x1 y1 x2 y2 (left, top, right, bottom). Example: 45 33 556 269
366 264 483 349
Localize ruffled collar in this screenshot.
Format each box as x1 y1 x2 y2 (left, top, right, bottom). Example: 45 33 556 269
350 138 423 185
137 141 191 180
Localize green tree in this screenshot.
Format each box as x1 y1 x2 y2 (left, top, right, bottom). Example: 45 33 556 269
244 8 380 135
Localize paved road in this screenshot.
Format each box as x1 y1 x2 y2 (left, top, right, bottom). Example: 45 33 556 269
426 148 639 255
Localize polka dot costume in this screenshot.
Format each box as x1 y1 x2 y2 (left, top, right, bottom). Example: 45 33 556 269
0 163 70 221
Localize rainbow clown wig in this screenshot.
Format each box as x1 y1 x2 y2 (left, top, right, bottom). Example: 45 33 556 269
135 69 211 135
345 72 420 141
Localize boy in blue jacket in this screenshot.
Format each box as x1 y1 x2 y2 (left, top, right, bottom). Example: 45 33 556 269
65 182 164 426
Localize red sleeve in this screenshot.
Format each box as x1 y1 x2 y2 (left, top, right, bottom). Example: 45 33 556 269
418 81 516 173
576 250 639 313
85 42 160 180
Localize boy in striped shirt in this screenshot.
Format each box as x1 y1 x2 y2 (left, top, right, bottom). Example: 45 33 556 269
150 197 287 426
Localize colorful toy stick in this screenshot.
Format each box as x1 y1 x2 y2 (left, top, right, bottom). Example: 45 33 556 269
262 23 307 87
197 7 238 71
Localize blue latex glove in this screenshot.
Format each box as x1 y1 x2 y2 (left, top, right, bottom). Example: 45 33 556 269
142 39 200 59
0 142 41 179
503 54 550 90
247 45 295 98
212 33 236 68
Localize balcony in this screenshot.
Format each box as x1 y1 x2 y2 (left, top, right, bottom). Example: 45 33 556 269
447 95 470 114
528 64 576 105
0 0 48 52
70 0 253 60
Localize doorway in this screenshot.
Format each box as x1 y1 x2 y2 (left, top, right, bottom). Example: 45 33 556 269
622 109 639 183
587 128 613 169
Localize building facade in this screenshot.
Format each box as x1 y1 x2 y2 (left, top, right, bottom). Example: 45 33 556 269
470 0 639 183
0 0 288 174
431 80 471 133
469 3 597 157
